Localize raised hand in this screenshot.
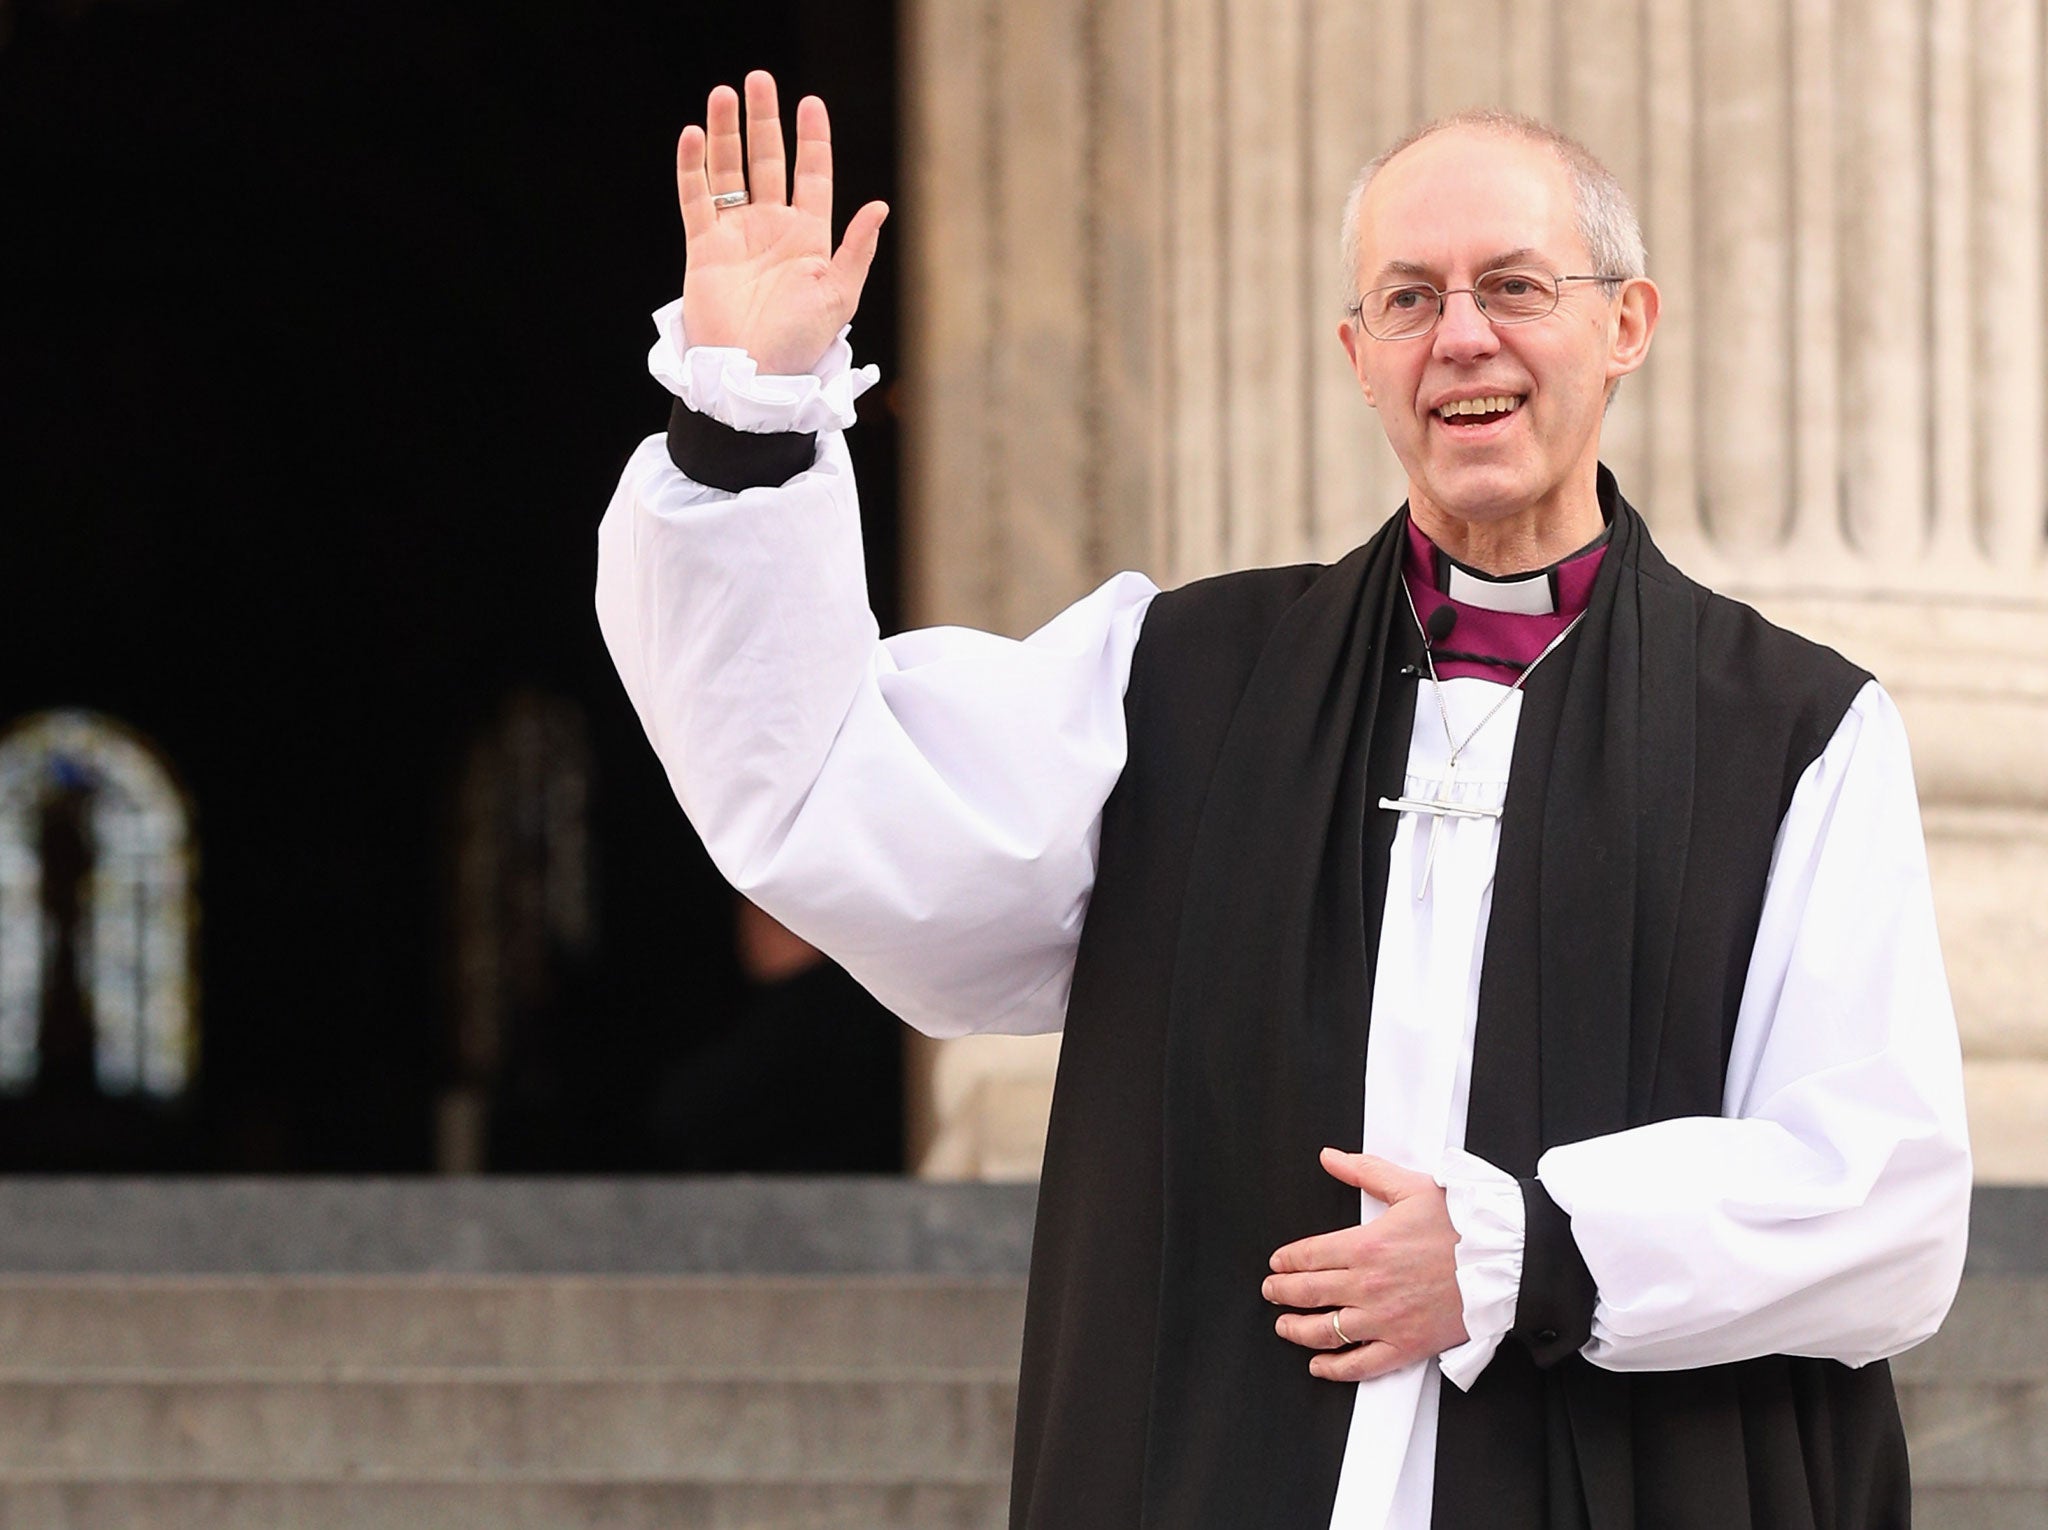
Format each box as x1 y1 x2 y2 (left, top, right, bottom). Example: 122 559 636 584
676 71 889 377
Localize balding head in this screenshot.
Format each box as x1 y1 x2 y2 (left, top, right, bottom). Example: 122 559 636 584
1331 117 1661 568
1340 112 1645 302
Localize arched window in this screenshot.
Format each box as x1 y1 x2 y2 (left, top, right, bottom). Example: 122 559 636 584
441 690 594 1168
0 710 197 1100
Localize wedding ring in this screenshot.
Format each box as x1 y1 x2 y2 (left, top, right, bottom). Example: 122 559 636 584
1330 1311 1355 1347
711 189 750 210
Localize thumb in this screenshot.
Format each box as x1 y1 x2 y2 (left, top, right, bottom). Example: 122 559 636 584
1319 1147 1418 1203
831 199 890 296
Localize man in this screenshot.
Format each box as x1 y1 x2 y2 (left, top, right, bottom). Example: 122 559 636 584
597 72 1970 1530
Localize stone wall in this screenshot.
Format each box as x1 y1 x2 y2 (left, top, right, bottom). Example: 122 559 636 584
899 0 2048 1181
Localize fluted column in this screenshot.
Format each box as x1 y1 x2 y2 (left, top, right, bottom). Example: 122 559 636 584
1786 0 1841 563
1697 0 1792 553
1972 0 2045 566
1839 0 1930 562
1559 0 1647 494
1160 0 1223 583
1642 0 1700 538
1306 0 1381 563
1223 0 1310 572
902 0 2048 1182
1928 0 1975 565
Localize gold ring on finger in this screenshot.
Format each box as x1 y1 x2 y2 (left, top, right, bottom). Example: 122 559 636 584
1330 1311 1354 1347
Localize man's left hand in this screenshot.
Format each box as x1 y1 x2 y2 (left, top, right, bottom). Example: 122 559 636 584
1263 1148 1469 1382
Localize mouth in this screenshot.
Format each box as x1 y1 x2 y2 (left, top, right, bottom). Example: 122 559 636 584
1432 393 1525 430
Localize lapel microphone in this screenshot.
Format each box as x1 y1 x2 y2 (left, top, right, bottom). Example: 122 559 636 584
1402 605 1461 678
1411 602 1527 677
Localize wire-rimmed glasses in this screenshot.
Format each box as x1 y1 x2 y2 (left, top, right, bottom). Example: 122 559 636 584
1347 268 1625 341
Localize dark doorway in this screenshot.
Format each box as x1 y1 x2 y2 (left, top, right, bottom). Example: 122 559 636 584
0 0 904 1171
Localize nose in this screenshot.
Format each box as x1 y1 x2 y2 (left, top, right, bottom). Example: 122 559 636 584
1431 287 1499 365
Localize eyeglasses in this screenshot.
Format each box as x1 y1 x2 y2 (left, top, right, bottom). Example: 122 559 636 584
1347 267 1624 341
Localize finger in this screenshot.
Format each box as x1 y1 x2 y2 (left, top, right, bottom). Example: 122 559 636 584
1320 1147 1423 1203
792 93 834 220
1310 1338 1409 1383
676 126 714 241
1270 1226 1365 1274
1274 1307 1366 1352
830 199 889 291
743 70 787 207
705 84 745 197
1261 1269 1352 1309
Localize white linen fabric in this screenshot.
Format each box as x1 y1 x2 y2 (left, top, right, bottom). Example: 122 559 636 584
599 313 1148 1040
1331 681 1530 1530
646 296 878 434
595 307 1972 1530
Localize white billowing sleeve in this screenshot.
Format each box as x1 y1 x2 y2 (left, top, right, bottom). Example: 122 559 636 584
597 301 1157 1039
1531 679 1972 1371
1436 1158 1526 1388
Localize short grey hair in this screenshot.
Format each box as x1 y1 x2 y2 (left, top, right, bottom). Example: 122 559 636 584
1339 110 1647 302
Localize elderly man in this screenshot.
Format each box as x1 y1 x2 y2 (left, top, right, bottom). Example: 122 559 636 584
597 71 1969 1530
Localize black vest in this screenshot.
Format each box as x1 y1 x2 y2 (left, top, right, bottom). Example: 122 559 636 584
1008 481 1904 1529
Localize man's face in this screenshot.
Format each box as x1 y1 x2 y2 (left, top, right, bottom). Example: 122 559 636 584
1338 128 1655 532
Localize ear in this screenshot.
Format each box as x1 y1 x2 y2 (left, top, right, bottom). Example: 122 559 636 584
1338 318 1377 409
1605 276 1660 389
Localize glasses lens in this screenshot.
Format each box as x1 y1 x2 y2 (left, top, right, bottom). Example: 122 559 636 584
1363 284 1440 340
1475 269 1558 323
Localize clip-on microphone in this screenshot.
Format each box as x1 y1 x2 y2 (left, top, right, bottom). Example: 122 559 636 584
1411 602 1526 677
1403 605 1464 678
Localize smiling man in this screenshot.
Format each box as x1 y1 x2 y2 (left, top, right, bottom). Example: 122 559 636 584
1338 123 1654 572
597 83 1970 1530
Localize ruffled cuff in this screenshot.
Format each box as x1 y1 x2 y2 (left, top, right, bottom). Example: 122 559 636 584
646 297 879 434
1435 1149 1526 1391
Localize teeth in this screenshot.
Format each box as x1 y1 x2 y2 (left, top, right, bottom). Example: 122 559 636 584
1437 394 1521 419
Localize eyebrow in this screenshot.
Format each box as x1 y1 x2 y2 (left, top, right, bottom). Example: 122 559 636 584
1371 247 1550 285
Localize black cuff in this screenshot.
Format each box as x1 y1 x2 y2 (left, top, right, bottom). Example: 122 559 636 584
1510 1177 1597 1368
667 397 818 492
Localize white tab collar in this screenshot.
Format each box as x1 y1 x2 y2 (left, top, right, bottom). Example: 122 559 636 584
1444 562 1556 615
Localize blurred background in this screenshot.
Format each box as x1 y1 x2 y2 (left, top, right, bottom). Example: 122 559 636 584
0 0 905 1176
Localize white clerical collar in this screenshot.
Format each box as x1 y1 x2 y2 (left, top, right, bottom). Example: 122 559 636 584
1443 561 1556 615
1431 524 1612 616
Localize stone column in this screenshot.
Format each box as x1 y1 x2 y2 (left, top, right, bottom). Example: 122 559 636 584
900 0 2048 1182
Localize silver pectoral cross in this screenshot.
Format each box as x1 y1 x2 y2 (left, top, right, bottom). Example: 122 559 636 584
1379 760 1502 901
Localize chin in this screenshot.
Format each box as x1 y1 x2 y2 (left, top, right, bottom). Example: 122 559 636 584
1418 463 1541 526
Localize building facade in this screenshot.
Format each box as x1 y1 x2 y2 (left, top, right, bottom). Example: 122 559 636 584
901 0 2048 1183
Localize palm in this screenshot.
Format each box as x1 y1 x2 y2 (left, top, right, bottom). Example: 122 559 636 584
676 76 888 377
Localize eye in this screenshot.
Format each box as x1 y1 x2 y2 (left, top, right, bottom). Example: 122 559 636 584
1384 285 1432 311
1494 275 1536 297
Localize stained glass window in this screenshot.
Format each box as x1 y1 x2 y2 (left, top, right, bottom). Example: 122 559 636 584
0 710 196 1100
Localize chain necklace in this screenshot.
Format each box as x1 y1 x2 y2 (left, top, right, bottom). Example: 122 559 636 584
1380 578 1587 900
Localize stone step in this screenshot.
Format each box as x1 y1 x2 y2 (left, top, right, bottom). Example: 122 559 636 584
1892 1278 2048 1383
0 1481 1007 1530
0 1481 2026 1530
5 1273 2027 1375
0 1274 2032 1511
1897 1377 2048 1488
1894 1280 2048 1498
1908 1488 2048 1530
0 1375 1016 1481
0 1277 1028 1373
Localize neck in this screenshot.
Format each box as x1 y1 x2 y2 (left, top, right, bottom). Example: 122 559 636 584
1406 467 1604 576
